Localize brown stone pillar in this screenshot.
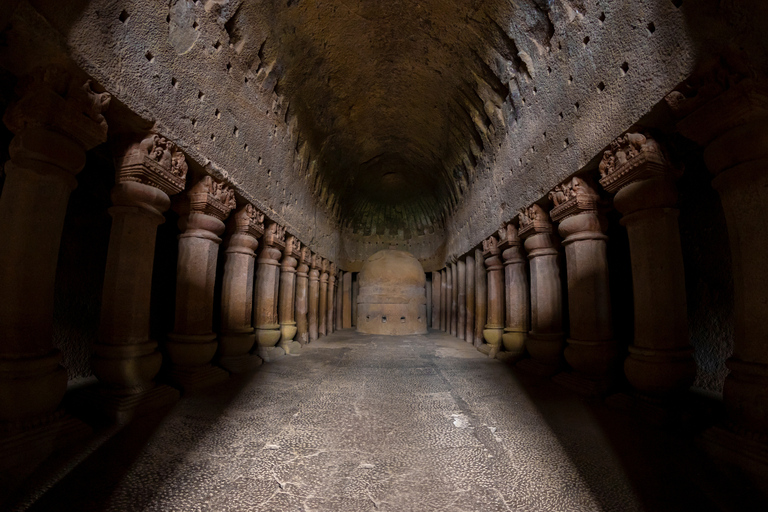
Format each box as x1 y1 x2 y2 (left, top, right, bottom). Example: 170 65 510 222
167 176 235 390
426 273 433 329
448 262 455 335
432 271 441 330
440 269 448 331
465 255 475 343
91 135 185 419
253 222 286 361
219 205 264 373
352 272 359 328
328 263 337 334
295 246 311 345
308 254 321 342
457 259 466 340
278 236 301 354
668 74 768 451
0 69 109 434
343 271 353 328
549 178 616 394
480 236 504 357
497 224 529 361
336 269 343 330
599 133 695 396
319 259 329 336
518 205 564 376
474 248 487 347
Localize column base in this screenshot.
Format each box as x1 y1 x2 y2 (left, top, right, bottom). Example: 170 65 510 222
255 345 286 362
280 322 298 344
495 350 524 363
0 413 91 497
701 424 768 494
218 354 263 373
255 326 281 348
625 345 696 397
526 331 565 370
516 357 560 377
502 330 526 356
279 340 302 355
168 364 229 393
553 371 613 397
71 384 180 424
218 332 261 373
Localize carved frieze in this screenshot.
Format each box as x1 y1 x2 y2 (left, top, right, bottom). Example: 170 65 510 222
549 176 600 222
116 133 189 196
481 234 500 257
188 175 236 221
518 204 551 238
233 204 265 239
598 132 676 194
263 222 287 250
3 65 111 149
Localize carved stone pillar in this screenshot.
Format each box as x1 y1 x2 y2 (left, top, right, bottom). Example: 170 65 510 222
452 261 460 336
465 255 475 343
91 134 186 419
517 205 564 376
480 235 504 358
352 273 359 328
549 177 616 394
457 259 466 340
599 132 695 397
432 272 441 330
0 68 109 443
278 236 301 354
498 224 529 361
167 176 235 389
337 270 344 329
219 205 264 373
440 269 448 331
295 246 311 345
308 254 321 343
447 263 455 335
667 71 768 457
253 222 286 361
328 263 337 334
319 259 329 336
474 248 487 347
342 271 353 328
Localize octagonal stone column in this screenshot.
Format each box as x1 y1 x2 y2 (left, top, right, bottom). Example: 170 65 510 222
279 235 301 354
599 132 695 398
498 223 529 361
668 72 768 458
253 222 286 361
308 254 321 342
167 176 235 390
451 261 459 336
447 263 455 335
474 248 487 347
440 269 448 332
0 68 109 436
549 177 617 395
296 246 311 345
432 271 442 330
319 259 329 337
518 205 564 376
457 259 466 341
91 133 186 419
337 270 344 329
480 235 504 358
465 254 475 343
328 263 337 334
219 204 264 373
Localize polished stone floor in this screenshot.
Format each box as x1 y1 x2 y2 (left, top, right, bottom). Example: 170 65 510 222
12 330 765 511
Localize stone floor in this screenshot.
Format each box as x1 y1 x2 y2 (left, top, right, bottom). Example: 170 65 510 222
10 330 767 511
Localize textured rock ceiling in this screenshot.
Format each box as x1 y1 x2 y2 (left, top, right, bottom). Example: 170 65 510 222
232 0 559 236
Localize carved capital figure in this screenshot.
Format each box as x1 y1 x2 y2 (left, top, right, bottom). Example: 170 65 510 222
187 176 236 221
114 133 189 197
598 132 676 194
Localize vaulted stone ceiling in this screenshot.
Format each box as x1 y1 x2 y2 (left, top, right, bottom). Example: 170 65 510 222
228 0 563 236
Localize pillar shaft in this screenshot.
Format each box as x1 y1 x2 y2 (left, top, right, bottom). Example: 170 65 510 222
319 261 329 336
308 255 320 342
342 271 353 328
474 248 487 347
481 236 504 356
296 247 311 345
670 76 768 434
254 222 286 356
352 273 358 328
328 264 337 334
448 264 455 335
278 236 300 350
519 205 564 375
600 132 694 396
0 69 109 425
457 260 466 340
432 272 441 330
499 224 529 359
336 270 344 330
440 269 448 331
465 255 475 343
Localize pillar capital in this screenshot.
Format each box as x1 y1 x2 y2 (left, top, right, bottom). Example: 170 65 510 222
113 133 188 197
598 132 679 193
259 222 286 264
549 176 607 243
226 205 264 256
498 223 524 265
3 65 111 151
297 246 311 276
518 204 552 238
281 235 300 271
186 175 236 222
320 258 329 281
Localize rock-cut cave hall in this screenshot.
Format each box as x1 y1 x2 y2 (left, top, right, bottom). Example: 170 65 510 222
1 0 767 510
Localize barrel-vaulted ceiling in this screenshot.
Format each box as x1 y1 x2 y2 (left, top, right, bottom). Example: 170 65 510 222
221 0 566 237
